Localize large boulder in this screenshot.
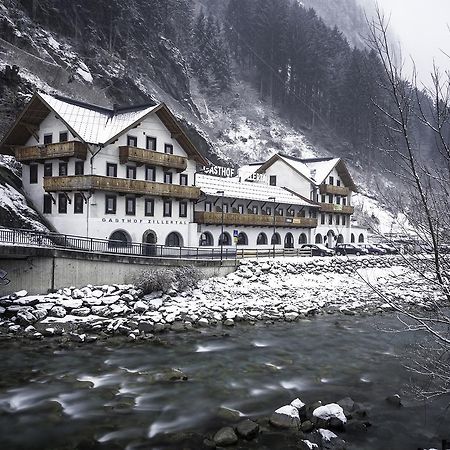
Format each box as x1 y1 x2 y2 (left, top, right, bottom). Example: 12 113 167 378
269 405 301 429
313 403 347 425
213 427 238 446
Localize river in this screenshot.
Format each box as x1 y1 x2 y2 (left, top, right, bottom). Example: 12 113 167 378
0 314 448 449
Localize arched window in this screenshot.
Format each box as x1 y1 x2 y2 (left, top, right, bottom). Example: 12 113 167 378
299 233 307 244
271 232 281 245
109 230 131 248
142 230 157 256
237 232 248 246
351 233 355 243
284 232 294 248
337 234 344 243
219 232 231 246
166 232 183 247
315 234 323 244
358 233 365 243
257 232 268 245
199 232 213 246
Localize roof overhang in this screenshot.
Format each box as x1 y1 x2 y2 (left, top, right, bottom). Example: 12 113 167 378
327 159 358 192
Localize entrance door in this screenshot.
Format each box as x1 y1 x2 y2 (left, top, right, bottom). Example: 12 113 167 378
143 230 157 256
284 232 294 249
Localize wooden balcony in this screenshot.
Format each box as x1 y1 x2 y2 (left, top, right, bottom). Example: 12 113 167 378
119 146 187 172
43 175 200 200
195 211 318 228
320 203 354 214
15 141 88 163
319 184 350 196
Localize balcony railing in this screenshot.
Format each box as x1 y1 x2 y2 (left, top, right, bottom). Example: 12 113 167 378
119 146 187 172
15 141 88 162
320 203 354 214
195 211 318 228
319 184 350 196
43 175 201 200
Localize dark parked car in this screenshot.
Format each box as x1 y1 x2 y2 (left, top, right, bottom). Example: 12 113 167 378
301 244 334 257
377 244 400 254
334 244 369 256
360 244 387 255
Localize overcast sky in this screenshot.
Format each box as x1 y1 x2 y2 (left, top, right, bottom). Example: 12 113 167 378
369 0 450 86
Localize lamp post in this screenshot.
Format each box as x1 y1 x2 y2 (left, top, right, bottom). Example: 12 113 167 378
216 190 225 262
269 196 276 257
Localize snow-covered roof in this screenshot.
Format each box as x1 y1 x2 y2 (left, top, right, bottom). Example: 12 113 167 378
278 154 313 181
301 158 340 184
238 163 262 180
196 174 316 207
39 93 159 144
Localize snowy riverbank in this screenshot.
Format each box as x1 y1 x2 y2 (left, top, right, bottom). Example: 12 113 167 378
0 255 443 341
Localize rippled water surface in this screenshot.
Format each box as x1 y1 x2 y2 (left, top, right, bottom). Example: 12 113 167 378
0 315 449 449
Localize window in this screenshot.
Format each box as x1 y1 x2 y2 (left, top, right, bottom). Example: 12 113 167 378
58 194 67 214
44 134 53 145
205 202 212 212
75 161 84 175
30 164 38 184
310 209 317 218
59 131 68 142
43 194 52 214
146 136 157 151
288 209 295 217
321 214 325 225
180 174 188 185
321 194 326 203
342 215 346 226
145 198 154 216
252 205 258 214
106 163 117 177
164 144 174 154
337 179 341 186
127 135 138 147
163 171 173 184
343 197 347 206
126 165 137 179
145 165 156 181
238 205 244 214
219 232 231 246
257 233 268 245
237 232 248 245
266 207 272 215
277 208 284 216
328 214 333 225
336 196 341 205
74 193 84 214
223 203 229 213
166 232 181 247
329 176 334 185
125 197 136 215
163 200 172 217
59 162 68 176
200 232 214 246
269 175 277 186
44 163 52 177
109 231 130 248
105 195 117 214
336 215 340 226
179 201 187 217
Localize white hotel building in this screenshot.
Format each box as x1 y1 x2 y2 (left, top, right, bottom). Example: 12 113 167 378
0 93 366 252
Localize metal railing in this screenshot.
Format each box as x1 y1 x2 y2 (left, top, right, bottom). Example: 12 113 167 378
0 228 312 260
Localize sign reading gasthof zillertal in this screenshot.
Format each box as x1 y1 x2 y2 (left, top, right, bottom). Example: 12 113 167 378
201 165 236 177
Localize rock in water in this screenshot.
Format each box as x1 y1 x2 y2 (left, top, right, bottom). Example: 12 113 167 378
386 394 402 407
313 403 347 424
269 405 301 428
236 419 259 439
213 427 238 446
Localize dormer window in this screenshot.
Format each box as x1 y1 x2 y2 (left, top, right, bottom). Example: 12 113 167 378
59 131 68 142
146 136 157 151
127 135 138 147
44 134 53 145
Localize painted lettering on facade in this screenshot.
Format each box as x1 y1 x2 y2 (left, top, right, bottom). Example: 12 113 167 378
101 218 189 225
201 165 236 178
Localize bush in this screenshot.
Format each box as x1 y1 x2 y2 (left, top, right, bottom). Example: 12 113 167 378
134 265 203 295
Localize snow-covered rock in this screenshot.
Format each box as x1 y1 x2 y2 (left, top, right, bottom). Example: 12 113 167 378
313 404 347 424
269 405 301 428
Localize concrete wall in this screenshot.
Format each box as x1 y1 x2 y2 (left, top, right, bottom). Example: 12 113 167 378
0 247 236 296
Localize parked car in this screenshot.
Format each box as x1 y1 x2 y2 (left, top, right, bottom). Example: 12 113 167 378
301 244 334 257
360 244 387 255
334 244 369 256
377 244 400 254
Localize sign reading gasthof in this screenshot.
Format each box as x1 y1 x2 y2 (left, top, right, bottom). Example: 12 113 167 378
201 165 236 178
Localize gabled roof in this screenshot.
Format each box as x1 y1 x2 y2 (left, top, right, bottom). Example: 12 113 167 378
301 157 357 192
196 174 319 207
254 153 314 183
0 92 209 165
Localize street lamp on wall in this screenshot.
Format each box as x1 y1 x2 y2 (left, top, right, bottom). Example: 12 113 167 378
268 196 276 258
216 190 225 262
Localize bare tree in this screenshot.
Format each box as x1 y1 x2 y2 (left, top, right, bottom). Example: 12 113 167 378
364 8 450 400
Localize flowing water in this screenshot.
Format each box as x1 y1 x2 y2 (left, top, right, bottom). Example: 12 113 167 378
0 315 449 450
